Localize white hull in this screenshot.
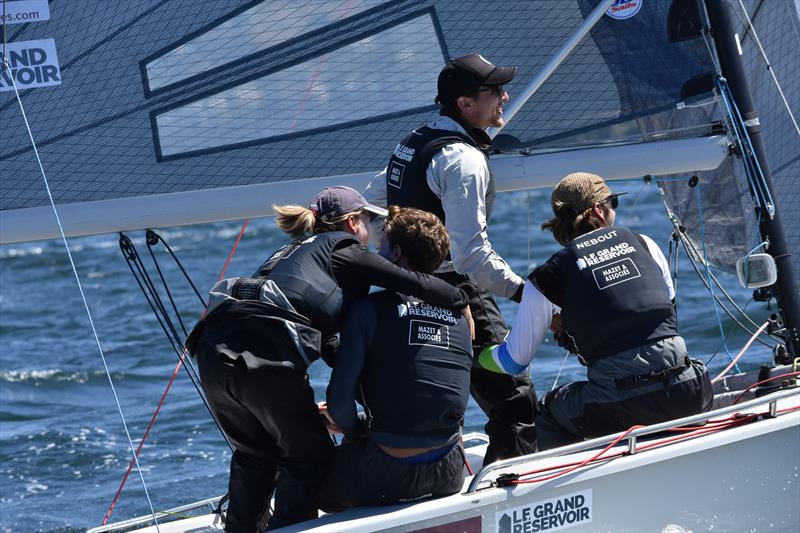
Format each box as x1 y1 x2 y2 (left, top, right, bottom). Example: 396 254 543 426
94 386 800 533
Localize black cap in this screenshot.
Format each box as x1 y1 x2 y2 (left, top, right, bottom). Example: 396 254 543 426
436 53 517 105
310 186 388 222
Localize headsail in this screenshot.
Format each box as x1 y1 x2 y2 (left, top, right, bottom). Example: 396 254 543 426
3 0 729 244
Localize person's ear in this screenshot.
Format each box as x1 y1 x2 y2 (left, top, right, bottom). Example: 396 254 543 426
390 244 402 264
457 95 473 113
345 214 360 235
591 204 609 226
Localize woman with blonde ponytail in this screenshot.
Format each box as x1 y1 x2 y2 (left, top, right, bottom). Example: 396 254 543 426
187 186 469 531
477 172 712 452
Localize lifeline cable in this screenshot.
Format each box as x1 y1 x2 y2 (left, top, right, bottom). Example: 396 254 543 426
503 404 799 487
7 58 161 532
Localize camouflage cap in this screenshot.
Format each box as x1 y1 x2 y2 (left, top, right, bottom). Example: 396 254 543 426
551 172 616 215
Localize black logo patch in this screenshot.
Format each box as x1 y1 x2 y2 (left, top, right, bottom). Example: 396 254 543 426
387 161 405 189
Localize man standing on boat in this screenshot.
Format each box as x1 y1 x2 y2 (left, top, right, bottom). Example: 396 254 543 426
364 53 537 464
478 172 714 450
318 206 472 509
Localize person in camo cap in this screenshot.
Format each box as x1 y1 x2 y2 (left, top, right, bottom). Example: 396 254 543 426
478 172 713 450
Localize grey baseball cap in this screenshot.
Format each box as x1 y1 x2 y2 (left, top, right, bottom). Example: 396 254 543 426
310 186 388 221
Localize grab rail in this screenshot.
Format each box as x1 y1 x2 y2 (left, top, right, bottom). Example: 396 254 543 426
466 386 799 493
87 495 223 533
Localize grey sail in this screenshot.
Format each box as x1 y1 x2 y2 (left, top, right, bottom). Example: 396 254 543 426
1 1 721 239
1 0 797 294
656 0 800 289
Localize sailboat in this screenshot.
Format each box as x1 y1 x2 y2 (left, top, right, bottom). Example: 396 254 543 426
2 0 798 531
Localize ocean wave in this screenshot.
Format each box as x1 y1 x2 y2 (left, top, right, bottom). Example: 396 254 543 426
0 369 92 384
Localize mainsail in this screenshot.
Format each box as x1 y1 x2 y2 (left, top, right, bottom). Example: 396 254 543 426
1 0 797 288
0 0 724 238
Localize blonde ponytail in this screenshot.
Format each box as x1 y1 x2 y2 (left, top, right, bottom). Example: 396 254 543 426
273 204 316 238
273 204 366 238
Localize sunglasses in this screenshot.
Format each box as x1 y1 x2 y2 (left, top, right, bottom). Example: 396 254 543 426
604 195 620 209
477 85 504 97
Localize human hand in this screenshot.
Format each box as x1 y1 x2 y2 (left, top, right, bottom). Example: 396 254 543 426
317 402 343 435
462 305 475 340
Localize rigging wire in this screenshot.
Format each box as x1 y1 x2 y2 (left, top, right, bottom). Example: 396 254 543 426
694 183 741 372
6 61 161 532
717 79 776 215
622 180 647 227
104 226 247 524
659 191 778 350
618 176 776 345
117 235 219 430
735 0 800 137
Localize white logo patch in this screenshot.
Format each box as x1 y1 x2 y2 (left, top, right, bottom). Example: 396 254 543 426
496 490 592 533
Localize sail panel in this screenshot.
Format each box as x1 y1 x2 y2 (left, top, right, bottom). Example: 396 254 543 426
2 0 721 221
153 13 444 158
658 0 799 287
143 0 385 92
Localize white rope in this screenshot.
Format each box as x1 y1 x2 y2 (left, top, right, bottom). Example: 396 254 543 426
736 0 800 137
551 350 571 391
6 63 162 532
711 321 771 384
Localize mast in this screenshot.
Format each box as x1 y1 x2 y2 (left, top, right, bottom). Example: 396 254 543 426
705 0 800 357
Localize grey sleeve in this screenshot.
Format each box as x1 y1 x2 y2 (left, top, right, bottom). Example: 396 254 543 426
430 145 524 299
326 299 376 440
363 169 388 207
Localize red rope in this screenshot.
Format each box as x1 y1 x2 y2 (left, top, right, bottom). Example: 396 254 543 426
732 371 800 404
102 219 249 525
506 403 800 487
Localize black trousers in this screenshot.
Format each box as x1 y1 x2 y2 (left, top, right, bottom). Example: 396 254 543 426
196 341 333 532
317 439 465 511
437 272 538 464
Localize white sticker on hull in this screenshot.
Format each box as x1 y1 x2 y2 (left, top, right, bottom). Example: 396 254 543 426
496 489 592 533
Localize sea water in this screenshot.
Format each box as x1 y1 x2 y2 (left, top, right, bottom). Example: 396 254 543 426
0 186 774 532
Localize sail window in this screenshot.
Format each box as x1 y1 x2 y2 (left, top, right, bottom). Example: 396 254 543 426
153 13 444 158
143 0 384 92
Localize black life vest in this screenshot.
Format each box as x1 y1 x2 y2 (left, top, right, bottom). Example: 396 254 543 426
253 231 359 340
529 226 677 362
359 291 472 443
385 125 496 223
